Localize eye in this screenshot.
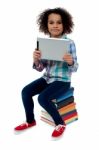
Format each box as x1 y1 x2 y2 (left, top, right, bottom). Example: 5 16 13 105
48 21 54 24
57 21 62 24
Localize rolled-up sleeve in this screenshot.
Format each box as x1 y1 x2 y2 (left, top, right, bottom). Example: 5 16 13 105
33 60 47 72
68 41 79 72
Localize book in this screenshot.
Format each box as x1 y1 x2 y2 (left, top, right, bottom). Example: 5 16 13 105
41 115 78 126
40 102 78 126
56 87 74 102
52 96 74 109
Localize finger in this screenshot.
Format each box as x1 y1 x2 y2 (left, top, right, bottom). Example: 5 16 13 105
34 51 41 55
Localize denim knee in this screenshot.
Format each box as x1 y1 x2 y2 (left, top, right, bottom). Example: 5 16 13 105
21 86 31 99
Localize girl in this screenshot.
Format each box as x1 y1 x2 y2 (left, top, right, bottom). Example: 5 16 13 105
14 7 78 138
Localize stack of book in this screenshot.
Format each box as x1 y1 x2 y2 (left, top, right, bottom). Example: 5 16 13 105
40 87 78 126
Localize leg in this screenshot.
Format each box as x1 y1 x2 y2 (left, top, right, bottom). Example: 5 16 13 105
21 78 48 123
38 81 70 125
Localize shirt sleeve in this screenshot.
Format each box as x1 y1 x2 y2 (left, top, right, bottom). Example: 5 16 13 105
68 41 79 72
33 60 47 72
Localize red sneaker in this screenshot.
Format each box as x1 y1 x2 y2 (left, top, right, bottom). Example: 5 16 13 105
52 124 66 137
14 121 36 131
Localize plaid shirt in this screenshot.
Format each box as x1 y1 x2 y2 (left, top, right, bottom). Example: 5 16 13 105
33 35 78 83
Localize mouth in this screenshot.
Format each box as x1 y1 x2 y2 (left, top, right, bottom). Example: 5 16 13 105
52 29 59 32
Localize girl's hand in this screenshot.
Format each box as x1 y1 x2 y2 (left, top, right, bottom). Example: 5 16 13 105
63 53 74 65
33 49 41 63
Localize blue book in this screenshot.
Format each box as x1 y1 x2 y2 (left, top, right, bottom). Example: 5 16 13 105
56 87 74 102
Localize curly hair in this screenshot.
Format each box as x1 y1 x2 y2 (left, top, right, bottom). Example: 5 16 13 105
37 7 74 35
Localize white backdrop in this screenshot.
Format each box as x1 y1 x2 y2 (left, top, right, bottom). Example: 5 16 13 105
0 0 99 149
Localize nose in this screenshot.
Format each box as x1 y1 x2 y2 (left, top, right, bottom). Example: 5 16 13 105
53 23 58 28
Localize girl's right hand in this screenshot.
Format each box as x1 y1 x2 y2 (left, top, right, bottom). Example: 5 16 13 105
33 49 41 63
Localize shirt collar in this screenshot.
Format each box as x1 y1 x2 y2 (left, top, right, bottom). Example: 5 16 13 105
60 34 67 39
49 34 67 39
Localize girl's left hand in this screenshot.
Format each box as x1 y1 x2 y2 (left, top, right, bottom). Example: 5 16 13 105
63 53 74 65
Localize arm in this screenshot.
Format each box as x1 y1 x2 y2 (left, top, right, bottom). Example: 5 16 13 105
63 41 78 72
33 49 44 72
33 49 47 72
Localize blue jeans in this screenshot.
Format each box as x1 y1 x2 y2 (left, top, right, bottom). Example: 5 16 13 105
21 77 70 125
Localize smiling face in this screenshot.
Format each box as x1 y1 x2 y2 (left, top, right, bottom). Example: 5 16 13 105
47 13 63 38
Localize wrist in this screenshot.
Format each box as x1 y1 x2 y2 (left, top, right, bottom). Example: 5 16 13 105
34 60 39 66
68 61 74 66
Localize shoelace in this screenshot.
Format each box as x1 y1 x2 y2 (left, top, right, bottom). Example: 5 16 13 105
55 124 66 131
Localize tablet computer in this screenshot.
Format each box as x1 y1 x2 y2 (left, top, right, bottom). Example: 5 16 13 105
37 37 71 61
